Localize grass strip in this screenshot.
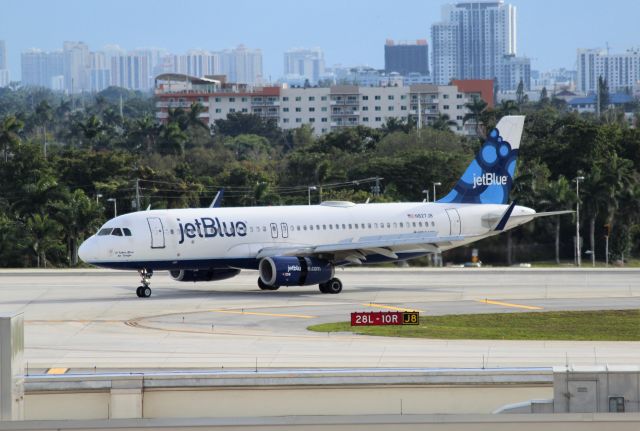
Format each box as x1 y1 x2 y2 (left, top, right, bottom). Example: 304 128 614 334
308 310 640 341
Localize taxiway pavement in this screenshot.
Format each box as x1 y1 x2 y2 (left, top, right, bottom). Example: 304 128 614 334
1 267 639 371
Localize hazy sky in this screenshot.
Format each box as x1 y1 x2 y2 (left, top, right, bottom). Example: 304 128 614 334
2 0 639 80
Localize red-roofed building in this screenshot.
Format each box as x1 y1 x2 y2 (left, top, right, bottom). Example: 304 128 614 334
452 79 494 108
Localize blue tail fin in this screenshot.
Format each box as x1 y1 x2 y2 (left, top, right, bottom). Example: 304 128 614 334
437 115 525 204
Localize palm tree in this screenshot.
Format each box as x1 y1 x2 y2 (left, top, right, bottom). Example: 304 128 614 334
79 115 105 149
496 100 519 117
0 115 24 163
159 122 187 156
540 176 574 264
187 102 209 131
53 189 103 265
26 213 63 268
429 114 457 132
463 96 488 137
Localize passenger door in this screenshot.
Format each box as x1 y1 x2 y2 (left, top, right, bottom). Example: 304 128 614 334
445 209 461 236
147 217 166 249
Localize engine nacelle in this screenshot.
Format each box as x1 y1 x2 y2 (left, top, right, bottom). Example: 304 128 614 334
170 268 240 282
259 256 334 287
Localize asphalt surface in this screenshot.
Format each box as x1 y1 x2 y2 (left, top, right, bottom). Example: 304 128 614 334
1 267 639 371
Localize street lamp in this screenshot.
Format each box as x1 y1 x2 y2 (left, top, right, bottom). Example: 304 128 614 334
421 189 430 202
308 186 317 206
574 176 585 267
96 193 103 204
432 182 442 202
106 198 117 218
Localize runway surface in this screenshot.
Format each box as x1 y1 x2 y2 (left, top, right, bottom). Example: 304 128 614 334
1 267 640 371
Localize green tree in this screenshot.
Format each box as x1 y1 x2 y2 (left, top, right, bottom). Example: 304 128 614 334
429 114 457 132
0 115 24 162
25 213 63 268
463 96 488 137
52 189 104 265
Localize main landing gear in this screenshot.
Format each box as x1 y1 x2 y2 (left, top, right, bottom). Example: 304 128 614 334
319 278 342 294
136 269 153 298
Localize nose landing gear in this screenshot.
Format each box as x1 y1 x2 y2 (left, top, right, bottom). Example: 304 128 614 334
136 269 153 298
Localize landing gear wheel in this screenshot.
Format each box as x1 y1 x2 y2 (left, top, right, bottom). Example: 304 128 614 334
258 277 280 291
137 269 153 298
320 278 342 294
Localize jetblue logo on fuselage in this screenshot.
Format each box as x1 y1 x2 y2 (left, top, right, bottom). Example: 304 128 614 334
472 172 508 189
178 217 247 244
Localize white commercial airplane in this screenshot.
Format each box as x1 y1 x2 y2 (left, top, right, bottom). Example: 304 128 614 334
79 116 568 298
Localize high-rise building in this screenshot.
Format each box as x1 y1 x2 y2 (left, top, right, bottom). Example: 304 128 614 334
21 49 64 88
384 39 429 75
431 1 529 90
283 48 325 84
171 50 221 77
576 48 640 94
220 45 263 84
110 53 152 91
0 40 7 70
0 40 8 87
63 41 91 92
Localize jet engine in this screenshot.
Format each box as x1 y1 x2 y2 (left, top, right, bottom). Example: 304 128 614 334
170 268 240 282
259 256 334 287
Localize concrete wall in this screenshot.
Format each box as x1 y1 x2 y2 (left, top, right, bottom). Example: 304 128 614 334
22 369 552 420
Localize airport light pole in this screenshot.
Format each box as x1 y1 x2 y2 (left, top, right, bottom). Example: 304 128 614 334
308 186 317 206
96 193 102 204
432 182 442 202
422 189 429 202
574 176 585 267
107 198 117 218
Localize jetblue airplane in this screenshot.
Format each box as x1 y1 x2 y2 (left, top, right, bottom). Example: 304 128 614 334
79 116 567 298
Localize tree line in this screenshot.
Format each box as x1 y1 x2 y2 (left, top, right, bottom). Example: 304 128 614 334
0 85 639 267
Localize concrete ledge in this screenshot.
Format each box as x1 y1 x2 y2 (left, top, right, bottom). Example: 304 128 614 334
25 367 553 392
3 413 640 430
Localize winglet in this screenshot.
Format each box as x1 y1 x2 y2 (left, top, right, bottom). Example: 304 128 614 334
494 201 517 231
210 189 224 208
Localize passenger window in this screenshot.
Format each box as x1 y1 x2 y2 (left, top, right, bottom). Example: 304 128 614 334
432 221 435 227
123 228 132 236
374 223 378 228
387 223 391 228
303 225 307 231
98 228 112 236
310 225 314 230
111 228 123 236
297 226 301 231
329 224 333 229
368 223 372 228
316 225 320 230
348 224 352 229
250 227 254 233
419 222 423 227
262 226 267 232
354 224 358 229
413 222 416 227
342 224 346 229
323 225 326 230
399 222 403 228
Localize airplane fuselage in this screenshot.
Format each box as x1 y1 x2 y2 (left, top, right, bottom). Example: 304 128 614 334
79 201 535 271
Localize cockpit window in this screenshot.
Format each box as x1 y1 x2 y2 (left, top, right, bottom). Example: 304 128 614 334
123 228 132 236
98 228 113 236
111 228 123 236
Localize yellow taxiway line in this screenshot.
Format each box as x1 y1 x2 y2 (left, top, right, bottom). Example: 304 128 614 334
477 299 543 310
362 303 424 312
209 309 317 319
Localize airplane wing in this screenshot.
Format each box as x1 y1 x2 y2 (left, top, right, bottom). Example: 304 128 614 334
256 231 465 264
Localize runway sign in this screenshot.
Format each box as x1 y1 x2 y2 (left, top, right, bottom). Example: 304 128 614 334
351 311 419 326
